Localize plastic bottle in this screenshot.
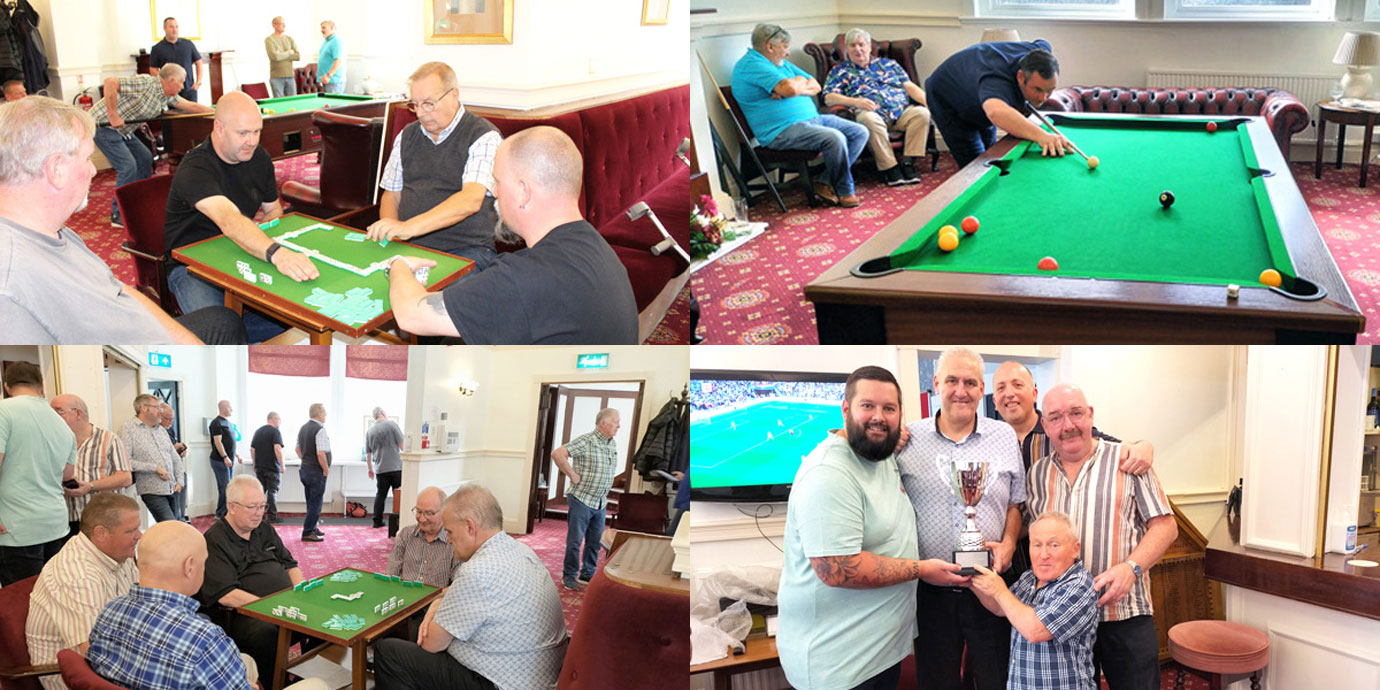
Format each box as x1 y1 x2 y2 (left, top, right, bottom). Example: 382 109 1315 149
421 420 430 450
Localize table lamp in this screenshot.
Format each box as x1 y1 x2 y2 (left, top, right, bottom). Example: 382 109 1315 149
1333 31 1380 100
979 28 1020 43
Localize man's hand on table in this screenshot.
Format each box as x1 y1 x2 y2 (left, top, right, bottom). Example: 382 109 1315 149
271 248 319 282
366 218 410 243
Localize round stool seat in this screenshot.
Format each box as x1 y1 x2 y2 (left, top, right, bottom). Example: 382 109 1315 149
1169 620 1269 674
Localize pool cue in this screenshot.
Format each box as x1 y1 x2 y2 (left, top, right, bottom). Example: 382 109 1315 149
1026 103 1091 162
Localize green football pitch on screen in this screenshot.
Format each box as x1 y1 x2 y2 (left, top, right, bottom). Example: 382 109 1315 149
691 400 840 489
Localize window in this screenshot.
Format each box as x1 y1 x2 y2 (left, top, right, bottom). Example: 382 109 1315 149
974 0 1135 20
1163 0 1335 21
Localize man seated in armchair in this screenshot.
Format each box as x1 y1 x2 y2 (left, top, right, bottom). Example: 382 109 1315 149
822 28 931 187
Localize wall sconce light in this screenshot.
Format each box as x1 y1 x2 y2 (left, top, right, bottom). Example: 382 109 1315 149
457 380 479 396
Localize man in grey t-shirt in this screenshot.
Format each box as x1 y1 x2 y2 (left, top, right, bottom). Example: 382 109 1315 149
365 407 405 529
0 97 245 344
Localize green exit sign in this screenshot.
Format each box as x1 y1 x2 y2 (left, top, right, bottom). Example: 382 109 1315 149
576 353 610 369
148 353 172 368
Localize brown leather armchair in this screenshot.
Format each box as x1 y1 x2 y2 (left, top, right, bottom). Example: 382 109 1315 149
280 110 385 218
803 34 941 172
295 64 319 94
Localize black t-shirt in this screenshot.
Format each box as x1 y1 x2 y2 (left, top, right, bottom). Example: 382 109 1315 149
250 424 283 472
440 220 638 344
198 518 297 610
208 415 235 461
925 39 1052 129
165 140 278 259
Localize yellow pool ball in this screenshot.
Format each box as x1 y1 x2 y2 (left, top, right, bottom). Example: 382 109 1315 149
265 109 275 114
938 232 959 252
288 108 296 112
1259 269 1282 288
1087 156 1100 170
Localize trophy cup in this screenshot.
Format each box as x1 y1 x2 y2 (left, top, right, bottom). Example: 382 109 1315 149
950 460 992 576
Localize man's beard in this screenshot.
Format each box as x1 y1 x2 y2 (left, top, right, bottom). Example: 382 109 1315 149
493 205 521 245
846 416 899 462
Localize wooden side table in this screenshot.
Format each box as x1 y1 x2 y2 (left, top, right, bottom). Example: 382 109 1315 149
690 636 780 690
1315 99 1380 187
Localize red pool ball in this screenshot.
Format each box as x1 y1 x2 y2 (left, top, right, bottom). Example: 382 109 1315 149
1038 256 1059 271
1206 122 1218 133
960 216 979 234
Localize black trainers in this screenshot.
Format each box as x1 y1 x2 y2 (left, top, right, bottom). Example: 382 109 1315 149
899 161 921 185
881 165 906 187
302 533 324 542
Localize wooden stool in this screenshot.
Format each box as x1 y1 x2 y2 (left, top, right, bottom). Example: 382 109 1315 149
1168 620 1269 690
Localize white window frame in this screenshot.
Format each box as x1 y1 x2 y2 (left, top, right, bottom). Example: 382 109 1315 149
1163 0 1335 21
973 0 1135 20
1365 0 1380 21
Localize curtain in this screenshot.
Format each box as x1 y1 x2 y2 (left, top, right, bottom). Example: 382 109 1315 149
345 346 408 381
247 346 330 377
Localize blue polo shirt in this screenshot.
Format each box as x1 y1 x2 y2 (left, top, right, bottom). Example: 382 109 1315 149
925 39 1052 130
317 34 345 81
729 48 819 146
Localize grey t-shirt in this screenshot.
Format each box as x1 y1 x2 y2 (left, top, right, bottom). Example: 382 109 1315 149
366 419 404 473
0 217 173 344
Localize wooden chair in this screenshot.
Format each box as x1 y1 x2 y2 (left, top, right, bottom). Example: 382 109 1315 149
803 34 942 174
55 651 126 690
611 492 668 535
115 174 179 315
280 110 385 218
718 85 824 211
241 82 270 100
0 576 58 690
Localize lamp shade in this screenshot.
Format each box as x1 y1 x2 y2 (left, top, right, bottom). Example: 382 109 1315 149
1334 31 1380 67
980 28 1020 43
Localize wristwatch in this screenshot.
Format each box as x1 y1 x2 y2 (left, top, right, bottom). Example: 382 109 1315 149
265 242 284 263
1126 559 1142 577
382 257 409 277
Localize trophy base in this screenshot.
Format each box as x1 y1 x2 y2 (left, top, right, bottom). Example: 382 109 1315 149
953 549 992 577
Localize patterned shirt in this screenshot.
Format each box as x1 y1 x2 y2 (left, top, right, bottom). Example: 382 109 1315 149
1025 440 1174 622
387 523 461 588
67 426 133 522
380 105 501 193
26 533 139 690
87 585 251 690
119 419 184 496
897 413 1025 561
88 74 180 137
562 429 619 510
1007 560 1099 690
823 56 914 123
436 531 568 690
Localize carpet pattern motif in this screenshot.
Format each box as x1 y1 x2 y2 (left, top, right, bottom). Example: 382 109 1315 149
692 156 1380 345
72 155 687 343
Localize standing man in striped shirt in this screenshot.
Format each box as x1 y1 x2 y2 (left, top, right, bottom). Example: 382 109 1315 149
51 394 133 537
1024 383 1177 690
551 407 621 590
119 394 184 523
26 493 141 690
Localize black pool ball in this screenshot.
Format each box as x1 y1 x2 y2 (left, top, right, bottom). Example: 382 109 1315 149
1159 191 1175 208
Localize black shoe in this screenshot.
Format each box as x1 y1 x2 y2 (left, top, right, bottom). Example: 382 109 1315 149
312 528 325 536
578 576 592 588
301 533 324 542
899 161 921 185
110 213 123 228
881 165 905 186
372 521 385 528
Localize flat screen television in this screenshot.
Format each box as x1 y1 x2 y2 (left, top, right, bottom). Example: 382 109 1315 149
689 369 848 502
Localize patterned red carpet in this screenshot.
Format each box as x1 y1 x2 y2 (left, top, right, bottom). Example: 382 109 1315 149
189 514 600 632
73 156 688 344
692 156 1380 345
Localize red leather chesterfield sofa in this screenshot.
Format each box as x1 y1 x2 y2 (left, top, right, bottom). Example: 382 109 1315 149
1042 86 1309 159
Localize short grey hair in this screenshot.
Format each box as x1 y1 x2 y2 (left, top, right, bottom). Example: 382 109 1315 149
751 23 789 51
595 407 620 426
267 411 280 421
0 96 94 186
844 28 871 46
500 126 583 199
226 474 264 503
406 61 458 93
445 483 503 531
372 407 385 420
321 19 335 29
937 346 984 378
309 402 325 419
1030 511 1079 541
158 63 186 83
132 393 159 415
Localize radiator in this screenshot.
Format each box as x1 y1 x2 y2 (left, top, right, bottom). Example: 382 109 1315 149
731 668 788 690
1146 69 1337 140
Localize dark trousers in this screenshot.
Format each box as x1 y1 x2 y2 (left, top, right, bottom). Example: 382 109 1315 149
852 662 902 690
374 470 401 525
0 536 64 586
372 638 497 690
210 458 231 518
175 483 187 521
915 582 1011 690
301 473 325 535
926 94 997 171
141 493 178 522
256 467 281 520
175 306 249 344
1094 615 1160 690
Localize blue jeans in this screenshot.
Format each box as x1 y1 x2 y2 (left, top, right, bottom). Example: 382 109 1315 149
321 79 345 94
141 493 178 523
270 77 296 98
175 484 187 520
210 457 231 518
455 245 497 273
94 126 153 220
563 496 605 582
301 472 326 535
766 114 868 196
168 265 286 343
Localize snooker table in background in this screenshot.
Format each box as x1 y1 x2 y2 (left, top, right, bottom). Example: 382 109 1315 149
239 567 441 690
171 212 472 343
158 93 389 165
805 113 1364 344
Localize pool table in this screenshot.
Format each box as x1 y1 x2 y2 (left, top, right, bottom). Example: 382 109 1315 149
158 93 390 165
805 112 1364 343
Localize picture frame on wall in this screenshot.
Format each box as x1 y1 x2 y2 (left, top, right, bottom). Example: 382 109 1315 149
149 0 201 42
642 0 670 25
425 0 514 45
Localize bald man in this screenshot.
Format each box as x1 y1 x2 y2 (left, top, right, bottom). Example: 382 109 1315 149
386 126 638 344
208 399 242 519
165 91 320 342
50 394 133 535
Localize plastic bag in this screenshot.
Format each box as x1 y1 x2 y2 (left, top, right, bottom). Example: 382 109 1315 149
689 564 782 665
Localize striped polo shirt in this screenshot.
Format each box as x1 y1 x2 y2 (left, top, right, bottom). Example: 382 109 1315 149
67 426 134 522
387 523 461 588
1025 439 1173 622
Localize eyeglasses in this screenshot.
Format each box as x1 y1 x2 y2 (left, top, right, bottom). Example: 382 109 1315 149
412 507 439 519
767 26 787 46
231 501 267 512
1044 408 1088 427
406 88 454 114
